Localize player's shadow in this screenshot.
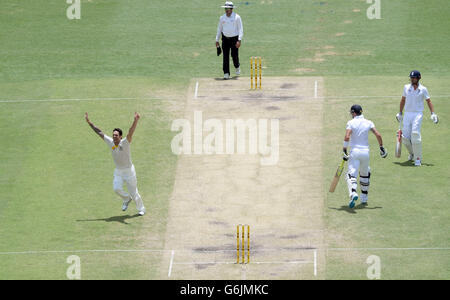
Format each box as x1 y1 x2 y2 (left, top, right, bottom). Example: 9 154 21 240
394 161 434 167
76 214 141 225
214 76 239 81
328 204 383 214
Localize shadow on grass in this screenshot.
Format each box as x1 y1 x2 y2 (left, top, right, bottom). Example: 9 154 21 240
214 76 239 81
328 204 383 214
76 214 141 225
393 161 434 167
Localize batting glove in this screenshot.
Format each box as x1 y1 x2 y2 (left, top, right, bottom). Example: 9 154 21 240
380 146 388 158
396 113 403 122
342 148 349 161
431 113 439 124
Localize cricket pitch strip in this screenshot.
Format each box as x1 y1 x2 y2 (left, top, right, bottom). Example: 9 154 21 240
161 76 325 279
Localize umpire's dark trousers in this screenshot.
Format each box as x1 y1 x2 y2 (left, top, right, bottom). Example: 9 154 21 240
222 34 240 74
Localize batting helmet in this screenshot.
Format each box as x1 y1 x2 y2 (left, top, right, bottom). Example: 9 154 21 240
409 70 421 79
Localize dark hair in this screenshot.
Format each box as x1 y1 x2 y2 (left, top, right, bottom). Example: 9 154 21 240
113 128 123 136
350 104 363 115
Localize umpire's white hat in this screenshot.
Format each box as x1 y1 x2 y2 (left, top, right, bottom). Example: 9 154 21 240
221 1 234 9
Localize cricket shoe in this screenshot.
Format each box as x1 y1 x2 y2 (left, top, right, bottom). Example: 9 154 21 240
408 153 414 161
414 158 421 166
235 67 241 75
360 193 368 205
224 73 230 80
138 207 146 216
349 192 358 208
122 197 132 211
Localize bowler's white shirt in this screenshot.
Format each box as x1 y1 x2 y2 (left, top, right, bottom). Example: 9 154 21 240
346 115 375 149
104 135 133 169
216 12 243 41
402 83 430 113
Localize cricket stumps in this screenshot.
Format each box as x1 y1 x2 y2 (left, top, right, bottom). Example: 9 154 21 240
250 57 262 89
236 224 250 264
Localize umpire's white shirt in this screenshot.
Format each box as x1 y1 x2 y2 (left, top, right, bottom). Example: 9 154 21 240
216 12 243 41
104 135 133 169
402 83 430 113
346 115 375 149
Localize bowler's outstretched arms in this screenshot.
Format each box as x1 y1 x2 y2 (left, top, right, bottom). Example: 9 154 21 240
85 112 104 139
126 112 140 143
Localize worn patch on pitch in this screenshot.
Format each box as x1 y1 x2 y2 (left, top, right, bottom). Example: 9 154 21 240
160 77 325 279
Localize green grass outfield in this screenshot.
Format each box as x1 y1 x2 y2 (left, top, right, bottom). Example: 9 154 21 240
0 0 448 279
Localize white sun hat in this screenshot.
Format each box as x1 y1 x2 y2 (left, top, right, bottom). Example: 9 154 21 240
221 1 234 9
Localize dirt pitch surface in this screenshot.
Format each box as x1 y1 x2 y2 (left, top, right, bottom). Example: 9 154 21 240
161 76 325 279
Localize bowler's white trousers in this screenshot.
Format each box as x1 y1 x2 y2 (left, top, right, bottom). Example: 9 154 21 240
113 165 144 211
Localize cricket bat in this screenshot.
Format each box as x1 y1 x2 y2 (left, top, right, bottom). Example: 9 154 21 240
395 120 402 158
329 159 346 193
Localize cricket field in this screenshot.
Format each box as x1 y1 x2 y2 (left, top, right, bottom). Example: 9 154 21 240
0 0 448 280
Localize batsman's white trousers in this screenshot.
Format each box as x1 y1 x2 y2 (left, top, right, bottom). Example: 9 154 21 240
348 147 370 178
113 165 144 211
402 112 423 140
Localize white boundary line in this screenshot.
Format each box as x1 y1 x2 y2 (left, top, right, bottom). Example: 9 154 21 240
1 247 448 255
252 261 312 265
172 261 312 265
0 249 166 255
167 250 175 278
326 247 450 251
0 94 449 103
206 88 317 92
323 95 450 99
194 81 199 99
0 248 316 255
314 80 318 99
0 97 141 103
174 261 235 265
313 250 317 277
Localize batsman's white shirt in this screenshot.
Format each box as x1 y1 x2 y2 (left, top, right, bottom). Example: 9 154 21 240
346 115 373 177
346 115 375 149
402 84 429 139
104 135 132 169
402 83 430 113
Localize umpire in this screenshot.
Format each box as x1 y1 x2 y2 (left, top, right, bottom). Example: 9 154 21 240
215 1 244 80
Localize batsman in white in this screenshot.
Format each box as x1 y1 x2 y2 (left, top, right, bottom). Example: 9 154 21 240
343 105 387 208
396 70 438 166
85 112 146 216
